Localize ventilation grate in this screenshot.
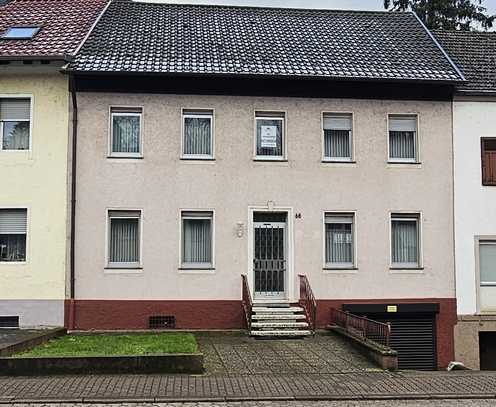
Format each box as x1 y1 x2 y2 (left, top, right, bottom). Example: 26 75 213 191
149 315 176 329
0 316 19 328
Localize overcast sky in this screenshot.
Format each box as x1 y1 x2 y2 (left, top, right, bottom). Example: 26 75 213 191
140 0 496 15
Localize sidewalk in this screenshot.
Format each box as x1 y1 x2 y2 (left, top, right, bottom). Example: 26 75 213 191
1 371 496 403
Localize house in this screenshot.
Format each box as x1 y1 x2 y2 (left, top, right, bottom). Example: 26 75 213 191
0 0 108 327
65 1 463 370
435 30 496 370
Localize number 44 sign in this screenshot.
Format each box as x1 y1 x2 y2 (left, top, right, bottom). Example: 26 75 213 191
261 125 278 148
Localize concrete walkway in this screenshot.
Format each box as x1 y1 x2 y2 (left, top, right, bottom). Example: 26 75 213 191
197 332 376 375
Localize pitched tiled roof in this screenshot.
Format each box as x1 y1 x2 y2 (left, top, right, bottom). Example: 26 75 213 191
0 0 108 60
434 30 496 93
70 1 463 83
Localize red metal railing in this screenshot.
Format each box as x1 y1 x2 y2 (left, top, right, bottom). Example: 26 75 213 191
298 275 317 334
330 308 391 348
241 274 253 330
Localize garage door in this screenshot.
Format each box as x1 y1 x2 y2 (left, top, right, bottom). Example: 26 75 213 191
377 315 437 370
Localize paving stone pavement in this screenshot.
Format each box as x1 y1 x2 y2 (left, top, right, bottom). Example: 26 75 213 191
197 332 376 375
2 400 496 406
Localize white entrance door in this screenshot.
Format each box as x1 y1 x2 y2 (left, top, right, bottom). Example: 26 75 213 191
253 221 286 300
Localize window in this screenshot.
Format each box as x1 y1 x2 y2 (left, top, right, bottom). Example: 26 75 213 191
388 115 418 162
107 210 141 268
1 27 40 40
480 241 496 285
181 211 213 268
323 113 352 161
255 112 285 160
182 109 213 159
0 209 27 262
0 98 31 151
391 213 420 268
481 138 496 185
110 107 142 157
324 213 354 268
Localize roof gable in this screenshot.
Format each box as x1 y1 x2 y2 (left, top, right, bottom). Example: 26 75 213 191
71 1 463 83
0 0 108 59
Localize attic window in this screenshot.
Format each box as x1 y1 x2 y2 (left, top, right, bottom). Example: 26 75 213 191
1 26 40 40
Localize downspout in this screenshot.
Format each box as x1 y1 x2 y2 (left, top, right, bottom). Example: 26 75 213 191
69 74 78 330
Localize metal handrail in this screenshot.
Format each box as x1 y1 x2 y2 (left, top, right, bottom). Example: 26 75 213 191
298 274 317 334
241 274 253 330
330 308 391 348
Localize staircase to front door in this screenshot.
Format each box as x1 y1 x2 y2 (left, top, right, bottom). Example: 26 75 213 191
250 303 312 337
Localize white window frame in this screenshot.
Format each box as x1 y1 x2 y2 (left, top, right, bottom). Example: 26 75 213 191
389 212 422 270
181 109 215 160
105 209 143 270
254 111 286 161
323 211 357 270
475 237 496 314
0 95 33 153
322 112 354 162
179 209 215 271
108 107 143 158
387 114 419 164
0 206 29 265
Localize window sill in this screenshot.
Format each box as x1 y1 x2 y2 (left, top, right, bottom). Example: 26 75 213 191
178 267 216 274
387 161 421 165
253 158 288 163
107 155 143 160
180 157 215 161
323 267 358 274
104 267 143 274
322 160 356 164
0 261 27 265
389 267 424 274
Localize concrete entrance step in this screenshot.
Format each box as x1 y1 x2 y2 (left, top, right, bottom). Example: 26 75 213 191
251 321 309 328
251 329 312 337
252 313 307 320
252 306 304 313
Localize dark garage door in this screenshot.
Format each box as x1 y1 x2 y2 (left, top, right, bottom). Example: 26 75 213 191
377 315 437 370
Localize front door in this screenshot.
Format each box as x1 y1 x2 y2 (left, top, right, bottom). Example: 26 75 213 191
253 221 286 299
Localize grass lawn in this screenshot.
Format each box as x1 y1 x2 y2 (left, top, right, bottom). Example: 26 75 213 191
14 332 198 357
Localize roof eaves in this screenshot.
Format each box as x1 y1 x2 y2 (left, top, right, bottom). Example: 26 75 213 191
66 68 463 84
412 12 466 82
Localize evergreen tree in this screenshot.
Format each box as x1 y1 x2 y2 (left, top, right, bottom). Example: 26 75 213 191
384 0 495 30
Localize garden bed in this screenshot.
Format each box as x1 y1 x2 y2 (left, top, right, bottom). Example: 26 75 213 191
0 332 203 375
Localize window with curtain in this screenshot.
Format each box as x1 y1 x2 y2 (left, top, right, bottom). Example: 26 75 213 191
182 110 213 158
391 213 420 268
0 98 31 151
255 112 284 159
325 213 354 267
0 209 27 262
108 210 141 267
323 114 352 161
110 108 142 157
388 115 417 162
181 211 213 268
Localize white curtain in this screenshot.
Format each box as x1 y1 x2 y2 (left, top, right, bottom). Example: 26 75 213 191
183 218 212 264
112 115 140 153
324 130 350 158
389 116 416 160
184 117 212 155
391 220 418 264
325 221 352 264
109 218 140 263
1 98 31 151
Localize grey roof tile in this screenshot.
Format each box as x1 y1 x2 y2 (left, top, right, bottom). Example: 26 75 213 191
71 0 463 82
434 30 496 93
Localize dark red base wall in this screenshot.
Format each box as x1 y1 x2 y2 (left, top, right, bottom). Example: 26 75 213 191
65 297 456 369
64 300 245 330
315 298 457 369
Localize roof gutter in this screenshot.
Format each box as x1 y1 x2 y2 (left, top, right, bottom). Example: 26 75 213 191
412 12 466 82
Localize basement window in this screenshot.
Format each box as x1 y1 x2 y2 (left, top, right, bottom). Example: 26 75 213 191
1 27 40 40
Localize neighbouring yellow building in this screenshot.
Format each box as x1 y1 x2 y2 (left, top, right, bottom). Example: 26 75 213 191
0 0 107 327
